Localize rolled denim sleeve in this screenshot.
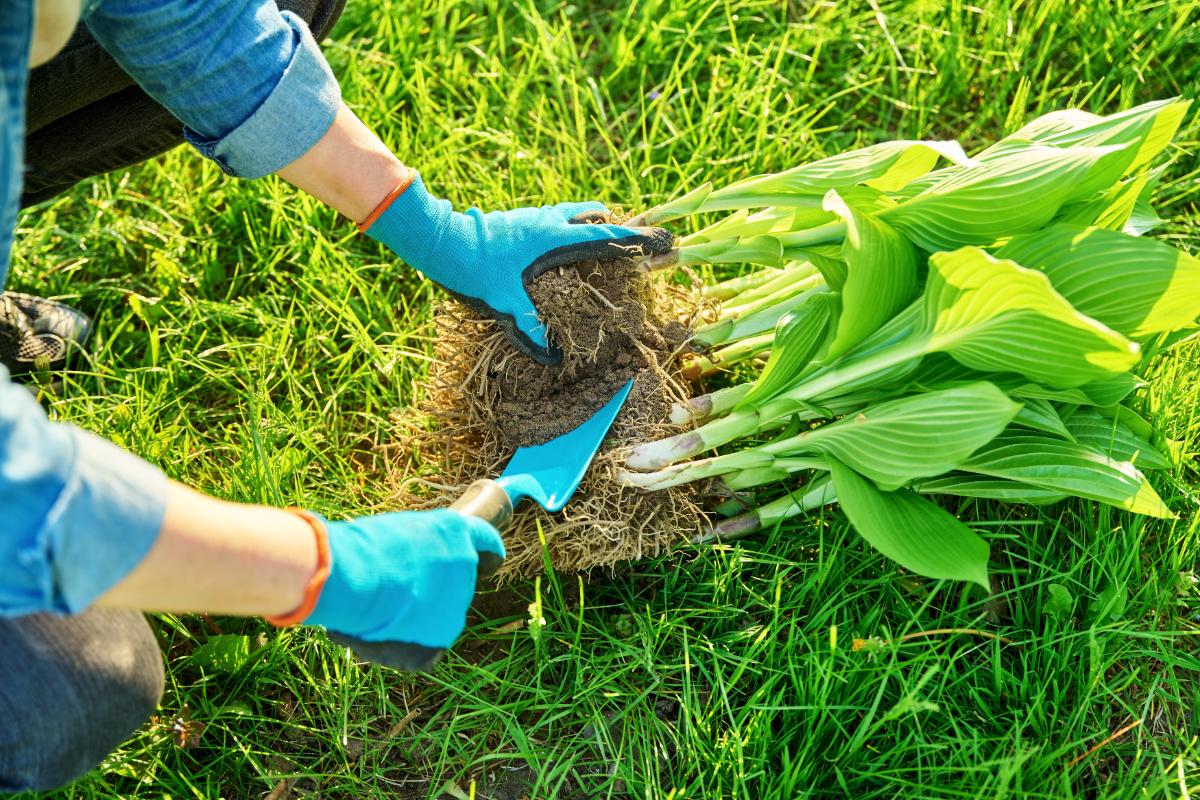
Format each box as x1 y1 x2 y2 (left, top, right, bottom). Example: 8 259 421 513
0 367 167 615
84 0 340 179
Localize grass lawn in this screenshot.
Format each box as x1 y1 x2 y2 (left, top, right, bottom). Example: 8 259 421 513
11 0 1200 797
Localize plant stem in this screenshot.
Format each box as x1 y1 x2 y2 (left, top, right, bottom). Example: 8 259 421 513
694 285 829 348
676 235 784 269
719 263 822 316
724 458 828 490
669 383 754 425
694 476 836 544
626 336 930 469
627 182 714 226
700 193 827 215
701 268 783 300
777 221 848 254
616 450 776 491
683 333 774 378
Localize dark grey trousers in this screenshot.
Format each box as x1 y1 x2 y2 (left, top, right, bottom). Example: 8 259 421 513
0 610 164 793
3 0 346 792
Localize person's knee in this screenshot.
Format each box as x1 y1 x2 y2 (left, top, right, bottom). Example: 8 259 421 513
10 666 163 792
0 610 163 793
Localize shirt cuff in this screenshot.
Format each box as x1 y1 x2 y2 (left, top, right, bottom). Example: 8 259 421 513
183 11 341 180
42 428 168 613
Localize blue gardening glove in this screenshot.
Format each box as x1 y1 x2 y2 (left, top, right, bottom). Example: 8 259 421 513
303 508 504 671
363 173 674 363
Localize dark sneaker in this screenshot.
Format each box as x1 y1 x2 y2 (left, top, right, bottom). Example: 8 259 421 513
0 291 91 376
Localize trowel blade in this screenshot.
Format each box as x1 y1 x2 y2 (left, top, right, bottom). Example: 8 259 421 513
495 379 633 512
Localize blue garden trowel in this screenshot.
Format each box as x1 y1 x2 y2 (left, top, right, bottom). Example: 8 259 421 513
330 379 634 671
450 378 634 530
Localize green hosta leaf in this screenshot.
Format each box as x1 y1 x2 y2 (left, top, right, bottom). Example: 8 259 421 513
999 98 1188 175
879 143 1133 251
806 302 926 394
1054 172 1149 232
1012 397 1073 439
1103 403 1155 439
903 370 1076 441
994 225 1200 338
814 184 897 216
887 138 1050 200
959 431 1173 518
916 473 1069 505
1003 109 1103 143
822 190 920 359
830 458 990 590
921 247 1140 388
738 294 836 409
789 245 848 290
1127 175 1166 235
901 352 987 390
1011 375 1141 407
1063 408 1171 470
703 140 974 210
786 382 1020 490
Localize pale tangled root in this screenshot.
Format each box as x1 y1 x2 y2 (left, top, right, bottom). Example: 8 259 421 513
384 271 713 577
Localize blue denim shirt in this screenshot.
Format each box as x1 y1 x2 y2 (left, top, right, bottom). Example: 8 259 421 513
1 0 341 615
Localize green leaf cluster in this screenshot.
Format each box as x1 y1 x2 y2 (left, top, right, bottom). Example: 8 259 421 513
624 99 1194 589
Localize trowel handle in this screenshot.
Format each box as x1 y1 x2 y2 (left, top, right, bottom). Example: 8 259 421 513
450 478 515 532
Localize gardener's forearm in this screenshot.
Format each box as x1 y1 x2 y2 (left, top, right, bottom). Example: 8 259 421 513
94 482 318 618
276 102 412 224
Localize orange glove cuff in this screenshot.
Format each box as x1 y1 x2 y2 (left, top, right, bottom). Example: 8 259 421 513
265 508 333 628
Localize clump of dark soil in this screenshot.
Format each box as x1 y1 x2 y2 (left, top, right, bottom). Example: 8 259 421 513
492 257 688 448
388 250 713 576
